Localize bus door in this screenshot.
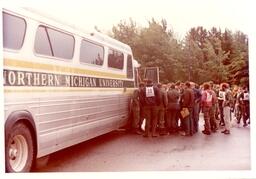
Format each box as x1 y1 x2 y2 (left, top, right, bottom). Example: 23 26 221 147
134 67 159 86
144 67 159 85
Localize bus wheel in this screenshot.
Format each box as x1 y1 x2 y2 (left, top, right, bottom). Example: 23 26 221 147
5 122 35 172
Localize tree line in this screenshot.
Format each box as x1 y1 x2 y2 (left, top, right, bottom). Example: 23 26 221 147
111 18 249 87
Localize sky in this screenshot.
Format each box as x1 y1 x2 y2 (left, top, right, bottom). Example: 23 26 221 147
2 0 251 39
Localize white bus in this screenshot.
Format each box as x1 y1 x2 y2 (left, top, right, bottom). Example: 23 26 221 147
3 7 139 172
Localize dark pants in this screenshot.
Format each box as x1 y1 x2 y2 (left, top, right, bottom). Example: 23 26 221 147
193 102 200 133
182 107 193 135
242 102 250 124
158 106 166 129
143 106 158 135
218 100 224 125
166 109 179 132
132 108 140 129
188 108 194 135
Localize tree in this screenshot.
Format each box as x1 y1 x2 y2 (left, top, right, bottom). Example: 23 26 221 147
111 18 140 57
112 18 183 83
181 37 204 83
228 31 249 86
202 38 229 83
138 18 179 82
187 26 208 49
111 20 249 86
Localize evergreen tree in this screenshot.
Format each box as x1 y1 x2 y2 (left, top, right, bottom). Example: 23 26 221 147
228 31 249 86
111 20 249 86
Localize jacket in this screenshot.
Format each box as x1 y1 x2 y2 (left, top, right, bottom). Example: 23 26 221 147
139 85 160 107
181 88 194 108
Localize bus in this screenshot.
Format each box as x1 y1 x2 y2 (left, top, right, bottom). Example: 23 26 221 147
3 7 140 172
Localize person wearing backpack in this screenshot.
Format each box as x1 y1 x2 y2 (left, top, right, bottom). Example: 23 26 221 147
139 79 161 137
201 82 214 135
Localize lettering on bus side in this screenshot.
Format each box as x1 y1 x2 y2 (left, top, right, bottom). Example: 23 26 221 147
3 69 134 88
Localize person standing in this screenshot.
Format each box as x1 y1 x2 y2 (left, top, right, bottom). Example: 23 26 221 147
166 83 180 134
180 81 195 136
209 82 218 132
212 84 220 128
221 83 233 134
139 79 160 137
234 86 243 124
191 82 201 133
157 83 168 135
239 86 250 127
217 84 225 126
201 82 214 135
130 82 145 135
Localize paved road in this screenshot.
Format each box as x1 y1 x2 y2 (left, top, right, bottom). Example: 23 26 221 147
33 115 250 172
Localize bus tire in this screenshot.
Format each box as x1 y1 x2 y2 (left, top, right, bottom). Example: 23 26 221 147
5 122 35 172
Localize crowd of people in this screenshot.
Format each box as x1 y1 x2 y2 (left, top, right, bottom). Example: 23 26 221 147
128 79 250 137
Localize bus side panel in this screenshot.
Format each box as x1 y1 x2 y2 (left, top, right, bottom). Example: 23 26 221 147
37 93 130 157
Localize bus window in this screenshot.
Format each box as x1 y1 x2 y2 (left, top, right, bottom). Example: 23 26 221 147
34 26 52 56
80 39 104 66
127 55 133 79
3 12 26 50
108 49 124 70
34 25 75 59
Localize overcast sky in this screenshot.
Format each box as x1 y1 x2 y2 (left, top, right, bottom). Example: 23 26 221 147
3 0 251 39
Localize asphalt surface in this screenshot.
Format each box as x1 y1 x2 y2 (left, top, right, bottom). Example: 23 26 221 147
33 114 250 172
